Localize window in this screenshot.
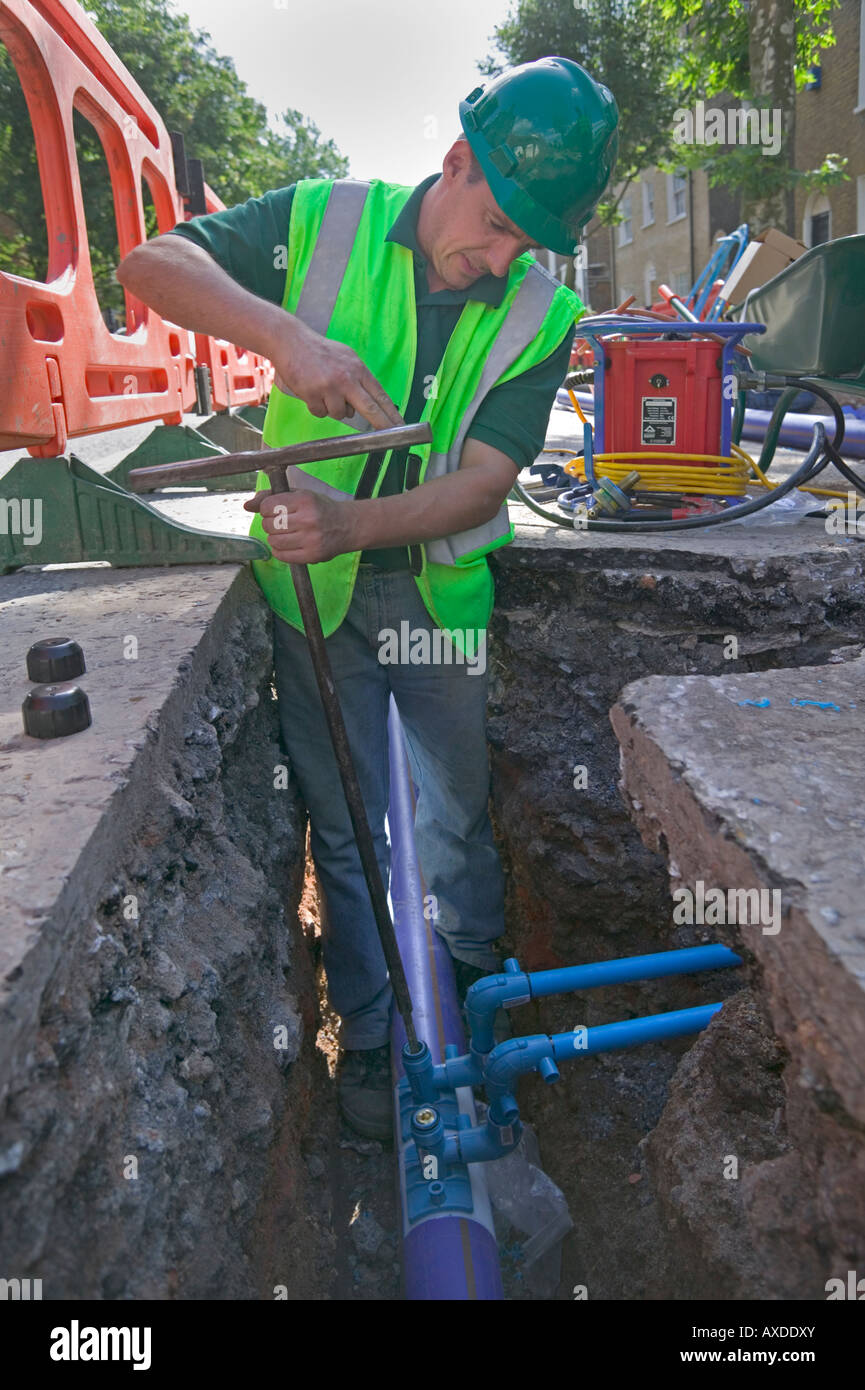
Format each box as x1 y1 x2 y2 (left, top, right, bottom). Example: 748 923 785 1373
804 192 832 246
641 178 655 226
644 261 656 305
667 169 687 221
673 270 691 297
858 0 865 111
810 211 830 245
617 194 633 246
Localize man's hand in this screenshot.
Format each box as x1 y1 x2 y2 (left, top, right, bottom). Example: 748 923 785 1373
243 488 358 564
244 438 520 564
271 318 404 432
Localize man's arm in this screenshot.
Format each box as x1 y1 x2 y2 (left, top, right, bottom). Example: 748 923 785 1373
245 322 577 564
243 438 518 564
116 236 403 430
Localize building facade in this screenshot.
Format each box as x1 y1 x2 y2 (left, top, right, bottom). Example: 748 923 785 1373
574 0 865 314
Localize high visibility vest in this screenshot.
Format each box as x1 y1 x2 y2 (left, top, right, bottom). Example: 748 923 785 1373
249 177 582 638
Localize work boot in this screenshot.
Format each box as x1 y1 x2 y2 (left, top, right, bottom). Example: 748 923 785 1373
453 958 494 1006
337 1044 393 1142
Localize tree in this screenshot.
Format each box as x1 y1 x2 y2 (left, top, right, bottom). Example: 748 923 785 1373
478 0 847 237
657 0 847 232
0 0 348 310
480 0 681 223
82 1 348 208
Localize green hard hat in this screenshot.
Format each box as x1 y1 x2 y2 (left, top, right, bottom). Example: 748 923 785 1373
459 57 619 256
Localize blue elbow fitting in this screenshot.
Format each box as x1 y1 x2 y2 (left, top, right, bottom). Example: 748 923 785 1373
464 958 530 1055
483 1035 556 1105
402 1038 437 1104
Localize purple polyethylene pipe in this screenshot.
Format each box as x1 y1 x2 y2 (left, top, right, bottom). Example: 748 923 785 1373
738 407 865 459
555 389 865 459
387 696 503 1302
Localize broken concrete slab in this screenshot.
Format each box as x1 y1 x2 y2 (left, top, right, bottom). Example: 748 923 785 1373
488 521 865 1298
609 656 865 1296
0 562 330 1298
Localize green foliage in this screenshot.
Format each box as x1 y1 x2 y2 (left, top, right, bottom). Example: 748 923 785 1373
0 0 347 307
655 0 750 103
0 45 48 280
657 0 840 103
668 139 848 211
481 0 848 226
656 0 846 220
480 0 682 221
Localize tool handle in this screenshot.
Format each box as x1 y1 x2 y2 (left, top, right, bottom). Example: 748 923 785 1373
127 422 432 491
270 476 421 1050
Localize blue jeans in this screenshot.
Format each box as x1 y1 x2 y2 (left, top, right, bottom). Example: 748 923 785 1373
272 564 503 1048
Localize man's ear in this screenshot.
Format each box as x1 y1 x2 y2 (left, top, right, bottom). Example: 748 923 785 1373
442 138 473 184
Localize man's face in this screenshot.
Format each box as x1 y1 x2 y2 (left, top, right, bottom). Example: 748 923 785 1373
420 143 541 290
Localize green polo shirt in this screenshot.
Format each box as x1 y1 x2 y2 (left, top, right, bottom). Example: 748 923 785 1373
168 174 577 568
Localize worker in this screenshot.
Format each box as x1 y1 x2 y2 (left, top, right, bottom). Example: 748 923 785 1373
117 56 618 1141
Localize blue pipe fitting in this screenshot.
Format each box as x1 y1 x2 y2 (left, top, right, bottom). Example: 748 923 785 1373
538 1056 560 1084
483 1035 557 1106
402 1136 474 1223
411 1104 447 1166
402 1100 476 1223
402 1038 437 1105
464 968 531 1056
431 1052 482 1091
455 1109 523 1165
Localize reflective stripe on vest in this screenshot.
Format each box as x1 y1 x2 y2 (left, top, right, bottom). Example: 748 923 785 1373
424 265 557 564
276 180 372 487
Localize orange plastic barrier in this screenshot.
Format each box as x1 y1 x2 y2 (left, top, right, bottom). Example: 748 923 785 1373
569 336 594 371
0 0 270 457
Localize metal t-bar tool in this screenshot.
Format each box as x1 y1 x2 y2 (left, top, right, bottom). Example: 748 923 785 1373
130 422 432 1052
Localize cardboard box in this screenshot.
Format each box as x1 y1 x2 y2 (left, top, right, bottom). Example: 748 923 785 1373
758 227 807 261
720 226 807 305
721 242 789 303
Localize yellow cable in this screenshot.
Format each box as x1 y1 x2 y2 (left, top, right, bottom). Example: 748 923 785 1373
731 441 858 502
546 414 861 504
563 451 750 496
551 444 860 505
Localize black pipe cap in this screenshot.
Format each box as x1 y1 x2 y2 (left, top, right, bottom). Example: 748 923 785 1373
22 683 91 739
26 637 86 683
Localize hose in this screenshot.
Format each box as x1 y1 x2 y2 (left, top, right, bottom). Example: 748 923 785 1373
778 377 864 494
512 423 829 532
